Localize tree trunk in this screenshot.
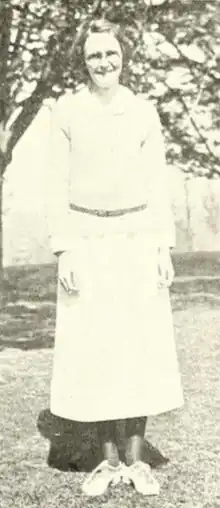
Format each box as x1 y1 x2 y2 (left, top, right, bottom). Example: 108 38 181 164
0 152 14 307
0 154 7 309
0 174 6 309
0 167 10 309
0 175 2 272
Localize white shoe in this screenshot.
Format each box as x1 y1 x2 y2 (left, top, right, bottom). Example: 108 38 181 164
82 460 123 497
123 461 160 495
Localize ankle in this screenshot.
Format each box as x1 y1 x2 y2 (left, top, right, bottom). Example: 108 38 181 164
103 442 120 468
107 459 120 468
107 455 120 468
126 435 144 466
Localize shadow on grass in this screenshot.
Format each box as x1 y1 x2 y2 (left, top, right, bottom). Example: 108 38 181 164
1 293 220 352
37 409 169 473
1 258 220 352
0 303 55 351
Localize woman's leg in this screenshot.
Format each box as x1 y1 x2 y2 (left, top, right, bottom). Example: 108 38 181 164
97 420 120 467
125 417 147 465
82 420 121 496
124 417 160 495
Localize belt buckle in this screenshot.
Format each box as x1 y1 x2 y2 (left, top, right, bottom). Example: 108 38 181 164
102 209 110 217
98 209 106 217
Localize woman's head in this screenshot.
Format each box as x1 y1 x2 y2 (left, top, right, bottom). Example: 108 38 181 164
82 19 124 90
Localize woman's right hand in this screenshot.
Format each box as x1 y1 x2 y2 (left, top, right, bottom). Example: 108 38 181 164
58 251 79 294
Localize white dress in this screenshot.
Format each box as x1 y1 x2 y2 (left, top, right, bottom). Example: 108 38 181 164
46 85 184 422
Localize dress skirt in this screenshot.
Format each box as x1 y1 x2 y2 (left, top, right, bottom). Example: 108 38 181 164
50 208 184 422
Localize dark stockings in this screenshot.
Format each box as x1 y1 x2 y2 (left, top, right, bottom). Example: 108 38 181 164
125 416 147 465
97 420 119 467
97 417 147 466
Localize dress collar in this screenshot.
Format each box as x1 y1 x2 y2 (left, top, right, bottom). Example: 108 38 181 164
80 85 135 116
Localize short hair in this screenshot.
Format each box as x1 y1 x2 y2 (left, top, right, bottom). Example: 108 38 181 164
80 18 131 57
72 18 134 85
84 19 121 40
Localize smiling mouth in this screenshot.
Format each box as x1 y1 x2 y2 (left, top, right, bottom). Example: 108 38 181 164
96 70 117 76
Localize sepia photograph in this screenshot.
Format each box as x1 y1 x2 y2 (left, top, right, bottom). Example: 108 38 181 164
0 0 220 507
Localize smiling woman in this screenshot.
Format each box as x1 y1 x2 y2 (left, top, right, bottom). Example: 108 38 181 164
84 31 123 90
46 18 184 498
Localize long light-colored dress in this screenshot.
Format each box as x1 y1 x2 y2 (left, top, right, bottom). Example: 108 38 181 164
46 85 184 422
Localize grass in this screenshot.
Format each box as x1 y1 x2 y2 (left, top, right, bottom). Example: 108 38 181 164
1 253 220 507
172 251 220 277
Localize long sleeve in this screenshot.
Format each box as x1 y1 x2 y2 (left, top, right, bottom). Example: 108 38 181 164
45 94 73 254
141 103 176 248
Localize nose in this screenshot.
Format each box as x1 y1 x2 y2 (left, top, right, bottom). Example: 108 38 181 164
99 54 108 68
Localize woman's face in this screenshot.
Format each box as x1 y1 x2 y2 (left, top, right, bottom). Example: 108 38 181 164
84 32 123 90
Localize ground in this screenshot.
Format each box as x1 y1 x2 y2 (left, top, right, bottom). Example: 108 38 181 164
0 252 220 508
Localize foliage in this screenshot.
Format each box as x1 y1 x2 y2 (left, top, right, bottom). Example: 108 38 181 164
0 0 220 272
0 0 219 178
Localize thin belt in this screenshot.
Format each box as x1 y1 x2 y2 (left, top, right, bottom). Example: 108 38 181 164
69 202 148 217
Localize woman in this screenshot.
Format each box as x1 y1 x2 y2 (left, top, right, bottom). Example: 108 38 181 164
46 19 184 497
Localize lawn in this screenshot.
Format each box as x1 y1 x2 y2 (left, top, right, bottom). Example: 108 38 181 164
0 253 220 508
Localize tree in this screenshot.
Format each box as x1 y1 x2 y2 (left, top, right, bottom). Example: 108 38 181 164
0 0 220 278
0 0 102 273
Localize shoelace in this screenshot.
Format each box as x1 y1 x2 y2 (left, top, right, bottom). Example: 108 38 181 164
86 460 123 485
123 461 155 484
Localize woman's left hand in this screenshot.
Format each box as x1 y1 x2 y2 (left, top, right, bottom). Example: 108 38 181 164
157 247 175 289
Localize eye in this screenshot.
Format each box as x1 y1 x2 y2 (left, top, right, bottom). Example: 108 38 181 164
87 52 102 62
106 50 119 57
